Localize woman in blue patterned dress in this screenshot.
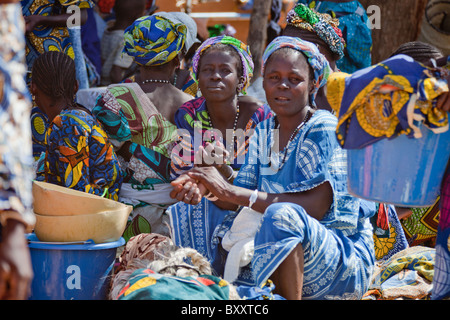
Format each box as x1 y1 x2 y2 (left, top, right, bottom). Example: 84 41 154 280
171 36 377 300
33 51 122 200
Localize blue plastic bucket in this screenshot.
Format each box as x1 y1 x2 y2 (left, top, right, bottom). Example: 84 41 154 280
347 122 450 207
27 233 124 300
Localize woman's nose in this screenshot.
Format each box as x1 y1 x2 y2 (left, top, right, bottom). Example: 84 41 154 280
210 70 221 80
277 79 289 89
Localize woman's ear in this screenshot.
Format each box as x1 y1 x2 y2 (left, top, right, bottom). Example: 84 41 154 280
173 55 181 70
237 76 245 92
74 80 79 95
30 81 36 95
309 80 316 96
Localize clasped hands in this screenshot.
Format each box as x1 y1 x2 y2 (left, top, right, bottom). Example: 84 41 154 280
170 141 232 205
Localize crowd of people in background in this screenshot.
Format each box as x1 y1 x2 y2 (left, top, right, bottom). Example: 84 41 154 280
0 0 449 301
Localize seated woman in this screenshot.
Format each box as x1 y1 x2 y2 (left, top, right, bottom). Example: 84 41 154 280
32 51 122 200
167 35 272 278
93 15 193 239
171 36 377 300
284 4 409 263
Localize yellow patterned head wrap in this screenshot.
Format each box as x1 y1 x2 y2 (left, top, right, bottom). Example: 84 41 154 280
123 15 187 67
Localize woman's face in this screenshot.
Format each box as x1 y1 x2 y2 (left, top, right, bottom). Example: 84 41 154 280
263 49 312 119
197 49 243 103
30 81 75 122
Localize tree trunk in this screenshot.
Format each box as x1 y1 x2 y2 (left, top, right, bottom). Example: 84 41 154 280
359 0 429 63
247 0 273 81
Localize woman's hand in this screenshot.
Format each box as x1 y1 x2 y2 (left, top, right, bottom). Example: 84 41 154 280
186 166 233 202
0 219 33 300
24 15 43 33
170 174 208 205
437 91 450 112
194 141 230 167
436 71 450 112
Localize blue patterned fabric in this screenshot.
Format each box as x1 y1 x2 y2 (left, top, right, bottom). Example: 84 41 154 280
372 204 409 262
37 108 123 200
327 55 449 150
297 0 372 73
123 15 187 67
253 202 375 299
170 110 377 297
0 3 35 227
233 110 376 298
168 198 238 279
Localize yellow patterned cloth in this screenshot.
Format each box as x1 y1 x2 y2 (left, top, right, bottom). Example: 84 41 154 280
123 15 186 67
363 246 435 300
327 54 449 149
401 197 440 247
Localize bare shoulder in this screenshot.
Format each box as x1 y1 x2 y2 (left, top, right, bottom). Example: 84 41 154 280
238 95 264 112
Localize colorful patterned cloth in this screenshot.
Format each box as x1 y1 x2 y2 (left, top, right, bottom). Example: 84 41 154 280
236 111 376 298
286 3 345 59
327 54 449 149
432 166 450 300
236 280 285 300
297 0 372 73
191 35 254 95
401 197 440 247
36 108 122 200
93 83 179 239
123 15 186 67
0 3 35 227
262 36 331 106
31 105 48 160
21 0 95 79
363 246 435 300
170 96 272 177
372 204 409 262
117 268 233 300
23 0 95 159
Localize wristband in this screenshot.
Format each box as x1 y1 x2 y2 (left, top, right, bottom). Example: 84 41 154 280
248 189 258 209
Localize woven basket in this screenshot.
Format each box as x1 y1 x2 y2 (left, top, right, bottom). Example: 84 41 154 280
417 0 450 55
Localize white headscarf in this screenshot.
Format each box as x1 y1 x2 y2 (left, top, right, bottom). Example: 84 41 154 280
155 11 200 53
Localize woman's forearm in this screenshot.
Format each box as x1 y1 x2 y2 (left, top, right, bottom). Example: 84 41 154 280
226 182 333 221
34 9 88 28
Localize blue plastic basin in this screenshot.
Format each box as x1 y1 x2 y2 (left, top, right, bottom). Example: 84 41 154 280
347 122 450 207
27 233 124 300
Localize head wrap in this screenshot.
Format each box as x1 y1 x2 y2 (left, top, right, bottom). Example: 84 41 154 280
191 35 254 94
286 3 345 60
123 15 187 67
154 12 200 53
262 36 331 106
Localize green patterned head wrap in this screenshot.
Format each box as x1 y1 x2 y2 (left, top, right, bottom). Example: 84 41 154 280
123 15 187 67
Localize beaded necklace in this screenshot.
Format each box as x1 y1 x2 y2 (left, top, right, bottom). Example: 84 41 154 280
206 105 240 163
141 79 171 84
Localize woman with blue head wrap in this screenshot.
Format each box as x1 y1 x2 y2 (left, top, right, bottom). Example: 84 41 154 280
93 15 193 241
169 35 377 299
